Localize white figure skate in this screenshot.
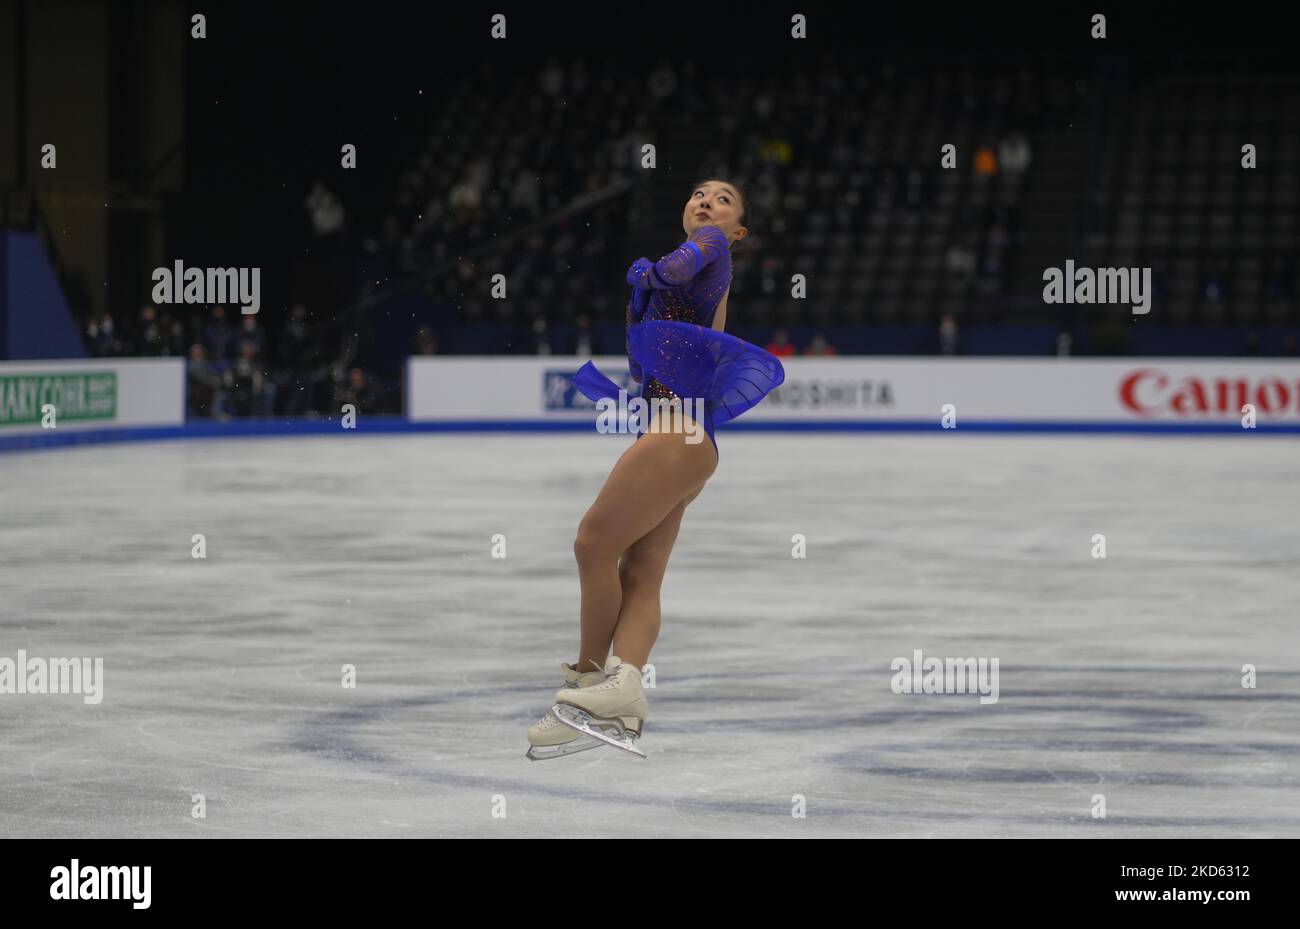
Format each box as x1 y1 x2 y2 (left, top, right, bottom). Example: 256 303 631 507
551 655 648 758
525 660 608 761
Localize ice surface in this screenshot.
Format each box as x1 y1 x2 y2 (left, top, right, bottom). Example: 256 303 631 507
1 433 1297 837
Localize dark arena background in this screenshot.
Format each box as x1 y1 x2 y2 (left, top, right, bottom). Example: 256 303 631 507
0 0 1295 904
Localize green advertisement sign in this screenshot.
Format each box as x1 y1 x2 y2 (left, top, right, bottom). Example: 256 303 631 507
0 372 117 426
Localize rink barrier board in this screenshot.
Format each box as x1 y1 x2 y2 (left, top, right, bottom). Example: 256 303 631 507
4 354 1300 452
407 354 1300 423
0 357 185 436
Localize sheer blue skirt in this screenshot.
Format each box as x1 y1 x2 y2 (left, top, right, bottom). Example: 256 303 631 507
572 319 786 459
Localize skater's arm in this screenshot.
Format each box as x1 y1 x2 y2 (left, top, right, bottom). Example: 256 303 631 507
654 224 728 286
627 225 729 290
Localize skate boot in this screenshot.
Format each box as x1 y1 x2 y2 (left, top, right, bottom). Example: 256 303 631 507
525 660 608 761
551 655 648 758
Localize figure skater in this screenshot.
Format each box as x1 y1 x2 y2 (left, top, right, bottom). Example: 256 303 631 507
526 179 785 759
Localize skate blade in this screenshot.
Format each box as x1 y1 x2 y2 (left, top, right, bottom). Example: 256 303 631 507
551 704 646 758
524 735 604 761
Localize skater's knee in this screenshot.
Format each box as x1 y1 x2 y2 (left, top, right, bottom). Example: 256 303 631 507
573 519 617 567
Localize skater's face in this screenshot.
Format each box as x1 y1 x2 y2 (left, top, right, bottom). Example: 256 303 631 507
683 180 747 245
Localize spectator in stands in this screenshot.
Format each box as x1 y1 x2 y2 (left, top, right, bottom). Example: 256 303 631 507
273 303 332 415
235 314 265 359
224 341 275 416
413 325 438 355
203 305 234 360
759 138 793 165
86 312 119 357
278 304 310 368
998 132 1033 174
539 58 564 96
530 316 553 355
187 343 227 419
939 313 960 355
974 145 998 176
766 328 796 357
280 360 324 417
1056 331 1073 356
946 236 977 277
648 61 678 100
136 305 162 355
449 175 483 226
305 181 346 238
334 366 384 413
456 257 477 291
157 310 186 356
804 333 838 356
573 313 595 357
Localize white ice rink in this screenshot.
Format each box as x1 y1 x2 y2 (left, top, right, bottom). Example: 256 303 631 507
2 432 1298 837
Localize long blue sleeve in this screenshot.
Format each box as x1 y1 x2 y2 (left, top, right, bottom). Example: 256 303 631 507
625 302 643 383
649 225 729 288
625 285 650 382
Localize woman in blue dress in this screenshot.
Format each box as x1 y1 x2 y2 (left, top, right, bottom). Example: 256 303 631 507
527 179 785 758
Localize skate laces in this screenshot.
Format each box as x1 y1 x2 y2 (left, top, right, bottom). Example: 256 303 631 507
592 663 633 690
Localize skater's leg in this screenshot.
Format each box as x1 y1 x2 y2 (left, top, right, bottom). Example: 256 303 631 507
611 481 706 667
611 497 685 668
573 422 716 673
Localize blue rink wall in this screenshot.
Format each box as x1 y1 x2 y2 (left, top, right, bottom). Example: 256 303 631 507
3 355 1300 453
5 416 1300 455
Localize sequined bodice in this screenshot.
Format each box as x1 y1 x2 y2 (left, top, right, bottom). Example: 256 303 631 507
642 258 733 327
641 226 731 327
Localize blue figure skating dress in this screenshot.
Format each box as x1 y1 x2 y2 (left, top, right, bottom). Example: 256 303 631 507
572 224 785 459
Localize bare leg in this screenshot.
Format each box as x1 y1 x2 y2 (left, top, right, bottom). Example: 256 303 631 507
610 484 701 668
573 422 716 673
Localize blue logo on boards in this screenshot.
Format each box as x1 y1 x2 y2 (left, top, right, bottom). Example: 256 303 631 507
544 369 633 410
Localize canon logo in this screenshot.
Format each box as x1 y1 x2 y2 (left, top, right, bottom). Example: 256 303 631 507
1120 368 1300 417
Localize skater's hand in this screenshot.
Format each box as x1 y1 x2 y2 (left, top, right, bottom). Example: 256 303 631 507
626 257 658 290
